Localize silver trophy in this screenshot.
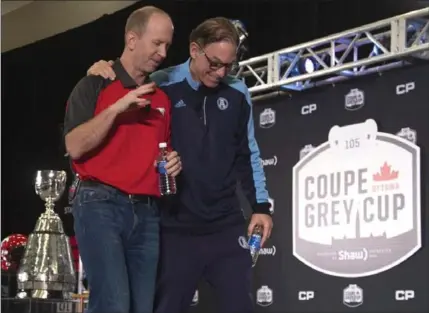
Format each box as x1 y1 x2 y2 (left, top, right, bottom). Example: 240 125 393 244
17 170 76 299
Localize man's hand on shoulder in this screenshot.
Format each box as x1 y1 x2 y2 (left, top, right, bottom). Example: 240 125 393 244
87 60 116 80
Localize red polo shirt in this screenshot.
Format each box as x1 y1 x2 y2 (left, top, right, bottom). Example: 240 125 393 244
63 60 171 196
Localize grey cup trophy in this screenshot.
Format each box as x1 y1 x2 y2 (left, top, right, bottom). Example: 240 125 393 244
17 170 76 299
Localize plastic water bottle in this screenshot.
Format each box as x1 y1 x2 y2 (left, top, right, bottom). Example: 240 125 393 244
157 142 177 196
248 226 262 267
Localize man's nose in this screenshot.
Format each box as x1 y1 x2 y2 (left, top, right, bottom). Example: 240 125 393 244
215 66 227 78
158 46 167 59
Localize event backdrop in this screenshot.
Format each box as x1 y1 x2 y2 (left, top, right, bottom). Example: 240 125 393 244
190 63 429 313
2 1 427 311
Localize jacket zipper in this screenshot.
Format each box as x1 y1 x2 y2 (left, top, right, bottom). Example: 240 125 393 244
203 96 207 125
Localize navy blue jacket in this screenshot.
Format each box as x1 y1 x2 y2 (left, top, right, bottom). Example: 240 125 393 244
150 59 271 233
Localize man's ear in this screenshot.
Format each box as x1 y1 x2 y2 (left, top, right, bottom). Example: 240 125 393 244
189 42 201 60
125 31 138 51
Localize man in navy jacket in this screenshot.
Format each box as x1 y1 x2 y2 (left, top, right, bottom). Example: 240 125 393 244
87 17 272 313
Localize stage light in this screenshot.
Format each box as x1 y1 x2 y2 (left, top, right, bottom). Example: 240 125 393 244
230 19 249 74
408 20 429 60
281 54 316 75
303 58 315 73
372 22 429 61
230 19 249 50
277 54 317 91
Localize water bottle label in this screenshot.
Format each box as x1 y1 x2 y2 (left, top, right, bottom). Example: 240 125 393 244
248 234 261 250
158 160 168 174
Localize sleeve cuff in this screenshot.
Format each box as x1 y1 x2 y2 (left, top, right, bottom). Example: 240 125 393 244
252 202 271 215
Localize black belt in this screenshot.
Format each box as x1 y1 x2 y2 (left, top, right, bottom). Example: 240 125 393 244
80 180 154 204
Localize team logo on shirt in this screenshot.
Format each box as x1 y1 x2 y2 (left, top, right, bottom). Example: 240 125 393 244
155 107 165 116
217 97 229 110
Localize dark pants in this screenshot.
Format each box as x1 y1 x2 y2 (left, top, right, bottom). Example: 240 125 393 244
72 183 160 313
155 224 254 313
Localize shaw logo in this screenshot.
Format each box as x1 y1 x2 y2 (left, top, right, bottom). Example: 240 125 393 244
238 236 276 256
260 245 277 256
292 119 421 278
260 156 278 167
338 248 368 261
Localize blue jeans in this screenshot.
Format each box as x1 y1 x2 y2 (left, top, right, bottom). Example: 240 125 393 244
72 183 160 313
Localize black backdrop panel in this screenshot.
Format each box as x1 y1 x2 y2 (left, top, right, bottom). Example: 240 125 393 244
249 64 429 313
2 0 420 240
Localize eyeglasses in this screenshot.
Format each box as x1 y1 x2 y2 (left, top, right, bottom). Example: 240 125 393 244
200 48 238 72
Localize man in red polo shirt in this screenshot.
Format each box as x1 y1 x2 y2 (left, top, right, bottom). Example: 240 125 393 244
63 6 181 313
86 18 273 313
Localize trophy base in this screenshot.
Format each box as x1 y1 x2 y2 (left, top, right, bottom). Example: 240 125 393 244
17 280 75 292
2 297 79 313
16 289 73 300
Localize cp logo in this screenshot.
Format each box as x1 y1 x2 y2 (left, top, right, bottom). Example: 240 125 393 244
301 103 317 115
395 290 415 301
298 291 315 300
396 82 415 95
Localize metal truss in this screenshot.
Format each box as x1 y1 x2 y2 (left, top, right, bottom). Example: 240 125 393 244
235 8 429 97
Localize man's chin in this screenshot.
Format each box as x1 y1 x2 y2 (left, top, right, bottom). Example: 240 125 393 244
145 64 160 74
203 79 220 88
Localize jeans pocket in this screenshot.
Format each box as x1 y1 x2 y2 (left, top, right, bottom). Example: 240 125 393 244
73 188 115 232
77 187 113 206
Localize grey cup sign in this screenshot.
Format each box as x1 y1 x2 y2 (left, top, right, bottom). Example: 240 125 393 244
292 119 421 277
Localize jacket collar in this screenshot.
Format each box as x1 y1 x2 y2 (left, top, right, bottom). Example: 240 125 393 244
179 58 200 91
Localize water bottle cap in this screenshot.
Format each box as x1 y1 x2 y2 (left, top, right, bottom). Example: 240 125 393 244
159 142 167 148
